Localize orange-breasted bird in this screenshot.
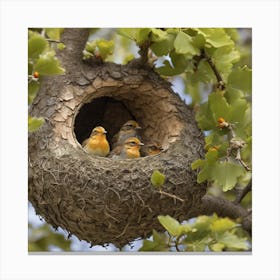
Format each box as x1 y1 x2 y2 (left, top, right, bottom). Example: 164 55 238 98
110 137 144 159
82 126 110 157
145 143 164 156
111 120 142 150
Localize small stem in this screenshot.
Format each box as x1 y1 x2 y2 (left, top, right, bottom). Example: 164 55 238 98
46 38 61 43
227 124 251 171
201 50 225 90
234 181 252 204
175 237 181 252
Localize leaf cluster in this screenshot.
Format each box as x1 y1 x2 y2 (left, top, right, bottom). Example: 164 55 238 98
28 29 65 132
28 223 71 252
140 214 250 252
84 38 115 60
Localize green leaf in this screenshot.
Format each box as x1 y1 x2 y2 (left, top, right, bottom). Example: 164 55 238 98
216 231 248 251
224 28 240 42
210 242 225 252
28 34 48 59
197 60 216 83
213 162 246 191
152 229 168 244
192 33 206 49
45 28 64 40
197 28 234 48
195 214 217 229
57 43 65 50
197 166 210 183
139 239 168 252
158 51 188 76
118 28 151 44
211 217 236 233
174 31 200 56
208 92 230 122
85 41 97 53
195 102 216 130
28 80 40 104
135 28 151 44
139 229 168 252
205 149 218 163
117 28 136 40
158 215 182 237
191 159 205 170
34 52 64 75
228 66 252 94
212 46 240 82
28 116 45 132
151 170 165 187
96 39 114 60
229 97 248 125
150 28 169 41
150 33 175 56
193 150 219 184
185 239 208 252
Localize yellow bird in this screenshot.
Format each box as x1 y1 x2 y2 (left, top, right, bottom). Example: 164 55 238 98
82 126 110 157
110 137 144 159
111 120 142 149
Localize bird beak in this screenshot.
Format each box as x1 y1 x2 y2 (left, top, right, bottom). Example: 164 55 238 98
139 142 144 146
136 126 142 130
103 130 107 134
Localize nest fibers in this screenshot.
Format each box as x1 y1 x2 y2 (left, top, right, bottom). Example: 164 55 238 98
28 64 206 248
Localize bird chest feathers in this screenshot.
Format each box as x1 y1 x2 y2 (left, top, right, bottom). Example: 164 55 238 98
85 135 110 156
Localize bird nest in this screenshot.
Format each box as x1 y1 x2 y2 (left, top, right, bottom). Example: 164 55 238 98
28 65 206 248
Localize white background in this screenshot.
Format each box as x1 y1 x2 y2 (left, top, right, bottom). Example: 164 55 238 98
0 0 280 279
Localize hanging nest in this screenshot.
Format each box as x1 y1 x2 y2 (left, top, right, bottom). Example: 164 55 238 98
28 29 206 248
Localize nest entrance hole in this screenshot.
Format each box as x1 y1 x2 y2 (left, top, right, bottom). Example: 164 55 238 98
74 89 183 151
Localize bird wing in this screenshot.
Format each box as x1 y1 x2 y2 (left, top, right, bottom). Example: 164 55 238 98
111 132 120 149
108 145 122 158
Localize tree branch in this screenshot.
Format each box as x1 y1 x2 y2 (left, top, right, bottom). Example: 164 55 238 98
190 194 252 233
57 28 90 70
128 39 151 68
234 180 252 204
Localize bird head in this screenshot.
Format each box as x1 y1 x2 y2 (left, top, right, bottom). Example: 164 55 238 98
147 143 163 155
91 126 107 136
122 137 144 158
121 120 142 131
124 137 144 149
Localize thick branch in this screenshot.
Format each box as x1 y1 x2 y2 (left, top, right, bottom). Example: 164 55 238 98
57 28 90 71
190 194 251 233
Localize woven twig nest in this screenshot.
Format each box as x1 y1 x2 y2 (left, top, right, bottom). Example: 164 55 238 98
28 30 206 248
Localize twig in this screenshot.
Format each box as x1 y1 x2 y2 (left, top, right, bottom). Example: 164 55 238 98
236 149 251 171
158 190 185 202
128 39 151 68
200 49 225 90
175 237 181 252
234 181 252 204
227 124 251 171
46 38 61 43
